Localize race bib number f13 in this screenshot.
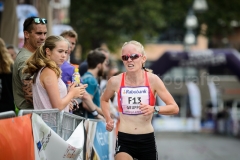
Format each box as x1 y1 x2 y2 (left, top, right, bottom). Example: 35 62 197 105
120 86 150 115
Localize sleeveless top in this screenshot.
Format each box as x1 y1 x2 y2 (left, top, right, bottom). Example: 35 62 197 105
32 67 69 112
117 71 156 115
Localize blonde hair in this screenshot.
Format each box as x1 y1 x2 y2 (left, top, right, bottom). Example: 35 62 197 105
122 40 152 73
0 38 14 74
23 35 68 81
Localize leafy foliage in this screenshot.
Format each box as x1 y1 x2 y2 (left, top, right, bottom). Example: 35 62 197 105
198 0 240 36
70 0 164 56
70 0 240 56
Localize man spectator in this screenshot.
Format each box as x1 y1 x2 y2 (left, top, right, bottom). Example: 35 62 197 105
12 17 47 110
79 47 110 96
81 49 107 118
79 47 109 76
60 30 78 85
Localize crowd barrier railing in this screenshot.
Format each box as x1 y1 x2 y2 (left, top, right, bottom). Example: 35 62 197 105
0 109 117 160
18 109 62 135
0 110 16 120
61 111 86 140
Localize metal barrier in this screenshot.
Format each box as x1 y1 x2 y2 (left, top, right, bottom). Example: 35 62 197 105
0 111 16 119
61 111 86 140
18 109 61 135
17 109 88 140
1 109 117 159
87 118 104 122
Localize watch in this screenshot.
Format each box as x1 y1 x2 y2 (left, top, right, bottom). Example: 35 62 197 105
154 106 160 114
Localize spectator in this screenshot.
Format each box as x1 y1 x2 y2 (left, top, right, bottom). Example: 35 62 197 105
7 45 18 61
81 48 107 118
60 30 78 85
0 38 15 112
12 17 47 110
22 35 87 112
79 47 109 76
59 30 103 119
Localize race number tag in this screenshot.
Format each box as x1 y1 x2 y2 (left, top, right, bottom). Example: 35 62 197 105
120 86 150 115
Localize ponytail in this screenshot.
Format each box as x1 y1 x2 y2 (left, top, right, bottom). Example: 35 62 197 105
142 65 153 73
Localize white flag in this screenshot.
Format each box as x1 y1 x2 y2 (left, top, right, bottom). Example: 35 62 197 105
32 113 84 160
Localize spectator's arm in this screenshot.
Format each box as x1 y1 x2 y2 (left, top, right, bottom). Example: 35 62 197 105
82 92 104 116
19 58 33 105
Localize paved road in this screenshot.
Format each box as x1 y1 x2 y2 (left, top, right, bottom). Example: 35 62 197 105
155 132 240 160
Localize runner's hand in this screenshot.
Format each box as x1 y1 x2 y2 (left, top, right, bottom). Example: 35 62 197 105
139 102 154 116
106 119 114 132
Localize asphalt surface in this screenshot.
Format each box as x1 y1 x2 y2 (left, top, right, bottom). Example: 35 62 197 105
155 132 240 160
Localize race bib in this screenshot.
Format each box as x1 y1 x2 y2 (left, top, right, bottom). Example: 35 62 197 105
120 86 150 115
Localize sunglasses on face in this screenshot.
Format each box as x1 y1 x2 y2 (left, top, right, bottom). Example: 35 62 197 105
122 54 142 61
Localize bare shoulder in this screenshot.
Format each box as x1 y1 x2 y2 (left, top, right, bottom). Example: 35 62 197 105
107 73 122 91
147 72 162 83
40 67 55 76
40 67 58 84
146 72 165 90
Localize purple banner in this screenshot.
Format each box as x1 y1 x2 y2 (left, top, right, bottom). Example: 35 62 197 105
150 48 240 79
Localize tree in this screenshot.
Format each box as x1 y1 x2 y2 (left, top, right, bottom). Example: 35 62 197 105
198 0 240 37
70 0 240 56
157 0 193 43
70 0 164 57
159 0 240 48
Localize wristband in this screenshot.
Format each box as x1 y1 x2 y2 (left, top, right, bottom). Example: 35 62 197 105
91 110 98 116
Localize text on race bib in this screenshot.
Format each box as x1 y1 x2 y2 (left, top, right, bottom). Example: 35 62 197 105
120 86 150 115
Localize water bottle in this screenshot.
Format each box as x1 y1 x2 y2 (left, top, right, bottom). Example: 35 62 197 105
72 67 82 102
72 68 80 86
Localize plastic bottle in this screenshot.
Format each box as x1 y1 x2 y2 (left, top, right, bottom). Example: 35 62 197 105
72 68 80 86
67 81 71 89
72 68 82 106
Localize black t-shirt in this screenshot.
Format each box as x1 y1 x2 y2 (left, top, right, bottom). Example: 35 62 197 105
78 60 88 76
0 73 15 112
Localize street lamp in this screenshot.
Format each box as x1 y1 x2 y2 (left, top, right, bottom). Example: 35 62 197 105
193 0 208 13
184 10 198 49
182 0 208 118
185 9 198 29
184 29 196 46
184 9 198 47
184 0 208 47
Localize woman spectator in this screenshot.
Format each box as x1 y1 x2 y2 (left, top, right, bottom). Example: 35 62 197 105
22 35 87 112
0 38 15 112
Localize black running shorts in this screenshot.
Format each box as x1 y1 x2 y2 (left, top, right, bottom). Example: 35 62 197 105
115 132 158 160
